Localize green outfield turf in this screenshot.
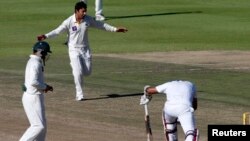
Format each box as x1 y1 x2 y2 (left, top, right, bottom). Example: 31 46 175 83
1 0 250 141
1 0 250 55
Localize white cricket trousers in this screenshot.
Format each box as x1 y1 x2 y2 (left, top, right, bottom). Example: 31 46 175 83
20 93 46 141
162 103 196 141
69 47 92 99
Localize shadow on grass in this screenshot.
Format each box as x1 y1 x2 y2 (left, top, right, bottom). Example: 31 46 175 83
85 90 205 101
105 11 202 20
85 93 143 101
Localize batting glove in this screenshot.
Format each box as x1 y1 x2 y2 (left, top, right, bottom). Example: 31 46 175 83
144 85 150 94
140 85 152 105
140 95 150 105
144 85 152 100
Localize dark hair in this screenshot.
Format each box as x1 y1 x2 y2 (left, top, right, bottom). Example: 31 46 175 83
75 1 87 12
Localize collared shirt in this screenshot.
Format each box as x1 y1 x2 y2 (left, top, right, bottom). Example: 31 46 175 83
45 14 117 49
24 55 47 95
156 80 197 106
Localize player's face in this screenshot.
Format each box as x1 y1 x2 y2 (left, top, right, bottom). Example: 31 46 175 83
76 8 87 19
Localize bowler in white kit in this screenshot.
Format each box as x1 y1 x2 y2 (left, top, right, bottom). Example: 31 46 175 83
141 80 199 141
37 1 128 101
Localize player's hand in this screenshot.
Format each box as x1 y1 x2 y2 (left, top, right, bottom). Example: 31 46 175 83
37 35 46 41
44 84 53 93
116 27 128 33
144 85 150 95
144 85 152 99
140 85 152 105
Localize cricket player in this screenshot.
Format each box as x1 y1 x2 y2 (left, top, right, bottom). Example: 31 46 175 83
140 80 199 141
80 0 105 21
20 41 53 141
37 1 128 101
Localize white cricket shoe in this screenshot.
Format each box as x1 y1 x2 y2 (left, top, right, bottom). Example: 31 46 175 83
76 96 84 101
95 14 105 21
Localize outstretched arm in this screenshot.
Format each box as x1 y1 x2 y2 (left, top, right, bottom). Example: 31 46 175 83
37 20 68 41
90 17 128 33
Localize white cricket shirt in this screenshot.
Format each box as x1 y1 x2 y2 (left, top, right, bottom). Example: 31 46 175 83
156 80 196 106
45 14 117 50
24 55 47 95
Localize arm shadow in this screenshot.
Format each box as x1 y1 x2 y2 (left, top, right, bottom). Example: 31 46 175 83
84 93 143 101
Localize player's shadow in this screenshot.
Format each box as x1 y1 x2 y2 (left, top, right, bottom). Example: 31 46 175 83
84 93 143 101
84 90 205 101
105 11 202 20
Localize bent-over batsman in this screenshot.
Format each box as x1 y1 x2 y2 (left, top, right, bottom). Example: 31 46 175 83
140 80 199 141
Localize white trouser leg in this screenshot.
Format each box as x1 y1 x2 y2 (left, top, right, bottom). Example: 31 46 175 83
162 111 178 141
95 0 103 15
184 129 199 141
70 52 84 99
69 49 92 99
20 93 46 141
176 106 196 141
163 103 196 141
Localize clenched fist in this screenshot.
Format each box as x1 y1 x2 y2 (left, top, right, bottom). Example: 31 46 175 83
44 84 53 93
37 35 46 41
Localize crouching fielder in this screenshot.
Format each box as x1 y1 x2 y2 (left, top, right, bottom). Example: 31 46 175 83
142 80 199 141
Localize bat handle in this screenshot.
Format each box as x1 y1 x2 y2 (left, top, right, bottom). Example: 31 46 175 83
144 104 149 115
144 104 153 141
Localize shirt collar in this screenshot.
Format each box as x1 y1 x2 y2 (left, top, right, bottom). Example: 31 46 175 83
73 13 77 23
30 54 42 61
73 13 84 24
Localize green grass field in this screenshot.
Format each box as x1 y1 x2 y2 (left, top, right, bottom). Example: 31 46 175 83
1 0 250 141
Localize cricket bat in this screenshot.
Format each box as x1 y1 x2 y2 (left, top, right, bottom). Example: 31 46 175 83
144 104 153 141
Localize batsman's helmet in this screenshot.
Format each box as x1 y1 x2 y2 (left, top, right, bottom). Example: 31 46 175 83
33 41 52 55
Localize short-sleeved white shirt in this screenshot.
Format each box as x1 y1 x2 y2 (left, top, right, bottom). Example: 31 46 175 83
156 80 196 106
